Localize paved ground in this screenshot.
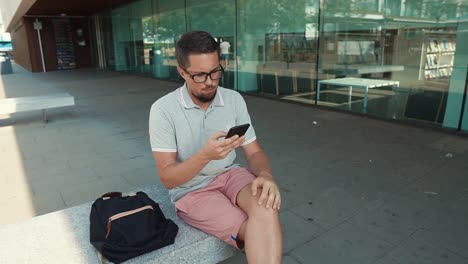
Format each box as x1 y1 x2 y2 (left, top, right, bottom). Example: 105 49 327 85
1 64 468 264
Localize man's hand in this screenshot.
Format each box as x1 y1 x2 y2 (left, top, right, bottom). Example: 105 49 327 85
200 131 245 161
251 172 281 210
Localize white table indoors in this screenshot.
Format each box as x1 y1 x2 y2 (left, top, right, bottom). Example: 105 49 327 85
317 77 399 112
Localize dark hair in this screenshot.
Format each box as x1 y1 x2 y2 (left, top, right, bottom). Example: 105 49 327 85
176 31 220 69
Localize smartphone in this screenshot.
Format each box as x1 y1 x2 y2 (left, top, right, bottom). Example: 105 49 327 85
225 123 250 139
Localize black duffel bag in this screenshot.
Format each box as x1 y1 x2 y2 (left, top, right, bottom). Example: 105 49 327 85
90 191 178 263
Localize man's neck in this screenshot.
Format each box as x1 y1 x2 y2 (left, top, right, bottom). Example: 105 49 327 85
195 100 211 111
189 93 212 111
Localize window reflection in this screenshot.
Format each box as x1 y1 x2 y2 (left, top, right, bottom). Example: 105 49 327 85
96 0 468 132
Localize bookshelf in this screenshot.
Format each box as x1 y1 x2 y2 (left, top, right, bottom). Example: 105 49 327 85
419 32 456 80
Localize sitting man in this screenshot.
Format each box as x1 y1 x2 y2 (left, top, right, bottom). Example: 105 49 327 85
149 30 282 263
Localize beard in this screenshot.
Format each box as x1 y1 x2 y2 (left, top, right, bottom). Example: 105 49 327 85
194 85 217 103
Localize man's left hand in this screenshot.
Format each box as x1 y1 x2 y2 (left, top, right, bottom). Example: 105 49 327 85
251 173 281 210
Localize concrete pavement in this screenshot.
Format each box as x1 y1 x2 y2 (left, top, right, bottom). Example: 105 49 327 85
1 64 468 263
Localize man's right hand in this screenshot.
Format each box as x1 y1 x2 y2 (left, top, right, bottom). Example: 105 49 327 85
200 131 245 161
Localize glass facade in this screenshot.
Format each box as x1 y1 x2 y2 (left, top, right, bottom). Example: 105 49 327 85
93 0 468 133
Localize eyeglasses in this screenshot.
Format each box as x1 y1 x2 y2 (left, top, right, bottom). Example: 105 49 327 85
183 65 224 83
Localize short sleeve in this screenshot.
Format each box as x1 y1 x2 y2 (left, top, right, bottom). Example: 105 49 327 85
235 94 256 146
149 102 177 152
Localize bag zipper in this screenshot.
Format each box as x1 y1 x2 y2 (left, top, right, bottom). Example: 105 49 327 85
105 205 154 239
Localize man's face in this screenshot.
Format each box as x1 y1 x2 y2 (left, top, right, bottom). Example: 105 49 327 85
177 51 221 105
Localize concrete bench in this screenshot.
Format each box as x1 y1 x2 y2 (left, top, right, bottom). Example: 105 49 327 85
0 185 237 263
0 93 75 122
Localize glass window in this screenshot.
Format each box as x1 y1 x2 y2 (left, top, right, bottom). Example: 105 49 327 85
404 0 424 17
354 0 379 12
313 0 468 131
101 11 117 71
237 0 319 97
384 0 402 17
112 6 131 72
186 0 235 88
152 0 186 81
95 0 468 133
444 21 468 132
129 0 153 76
318 4 387 114
110 0 153 75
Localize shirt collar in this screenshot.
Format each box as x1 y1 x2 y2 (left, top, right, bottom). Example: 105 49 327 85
178 82 225 109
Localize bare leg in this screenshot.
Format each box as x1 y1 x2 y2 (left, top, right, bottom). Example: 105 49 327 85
236 183 282 263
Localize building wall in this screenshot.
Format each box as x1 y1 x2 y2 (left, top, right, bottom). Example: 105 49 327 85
10 17 53 72
10 16 92 72
9 18 33 71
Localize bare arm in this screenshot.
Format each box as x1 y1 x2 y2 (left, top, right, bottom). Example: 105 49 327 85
242 140 273 180
153 132 245 189
153 150 210 189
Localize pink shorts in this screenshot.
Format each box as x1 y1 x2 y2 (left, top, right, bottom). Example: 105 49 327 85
175 167 256 248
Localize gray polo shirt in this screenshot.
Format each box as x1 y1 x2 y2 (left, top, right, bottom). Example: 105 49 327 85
149 84 256 202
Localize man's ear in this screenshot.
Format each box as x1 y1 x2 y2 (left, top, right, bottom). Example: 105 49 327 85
177 66 187 80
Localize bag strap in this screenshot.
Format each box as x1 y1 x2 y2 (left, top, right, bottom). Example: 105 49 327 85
97 251 109 264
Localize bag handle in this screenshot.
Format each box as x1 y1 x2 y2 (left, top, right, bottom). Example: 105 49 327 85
100 192 137 200
101 192 122 199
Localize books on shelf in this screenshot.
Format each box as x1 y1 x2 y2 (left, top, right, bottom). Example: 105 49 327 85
422 37 455 80
425 54 437 69
427 38 456 53
424 67 453 80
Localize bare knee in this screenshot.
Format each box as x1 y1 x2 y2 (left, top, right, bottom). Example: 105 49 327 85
238 205 279 244
248 203 279 224
237 184 280 225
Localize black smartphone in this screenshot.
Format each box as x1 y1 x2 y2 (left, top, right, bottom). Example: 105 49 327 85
225 123 250 139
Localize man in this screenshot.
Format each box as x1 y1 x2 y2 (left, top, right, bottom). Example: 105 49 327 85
149 31 282 263
220 38 231 67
